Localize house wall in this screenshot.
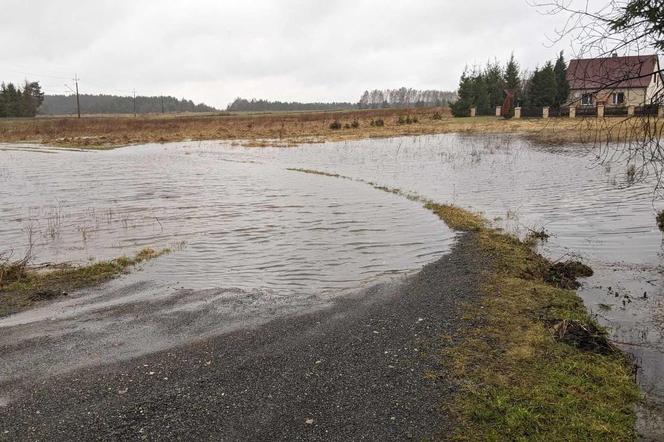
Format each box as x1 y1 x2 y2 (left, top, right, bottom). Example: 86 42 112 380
646 59 662 103
569 88 647 106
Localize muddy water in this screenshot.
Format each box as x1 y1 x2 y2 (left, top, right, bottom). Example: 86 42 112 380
1 136 663 434
0 143 454 383
226 134 664 436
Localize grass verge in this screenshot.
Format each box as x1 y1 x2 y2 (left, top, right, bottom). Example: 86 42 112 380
288 167 640 440
0 247 170 317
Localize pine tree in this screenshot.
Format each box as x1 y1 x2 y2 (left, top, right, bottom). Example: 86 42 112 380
528 62 557 107
553 51 570 107
504 53 521 99
484 60 505 110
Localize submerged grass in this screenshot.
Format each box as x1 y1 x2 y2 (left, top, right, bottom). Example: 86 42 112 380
288 167 640 440
0 247 170 317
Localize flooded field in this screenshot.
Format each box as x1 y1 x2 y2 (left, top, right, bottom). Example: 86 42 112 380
1 135 663 433
0 143 454 382
227 134 664 434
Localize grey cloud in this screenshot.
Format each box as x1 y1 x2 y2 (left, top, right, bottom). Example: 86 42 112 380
0 0 572 108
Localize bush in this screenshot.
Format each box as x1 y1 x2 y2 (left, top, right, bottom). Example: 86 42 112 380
397 115 418 125
329 120 342 130
351 119 360 128
370 118 384 127
432 112 442 120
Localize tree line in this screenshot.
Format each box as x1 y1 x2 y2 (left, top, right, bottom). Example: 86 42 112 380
450 52 570 117
0 81 44 117
358 88 456 109
227 98 355 112
38 94 218 115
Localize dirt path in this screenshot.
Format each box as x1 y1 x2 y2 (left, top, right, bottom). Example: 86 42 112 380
0 233 484 441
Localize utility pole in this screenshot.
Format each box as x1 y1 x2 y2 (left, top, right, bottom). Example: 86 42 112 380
73 74 80 119
132 89 137 117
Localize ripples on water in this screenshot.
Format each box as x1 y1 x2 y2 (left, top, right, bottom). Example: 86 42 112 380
0 143 453 294
1 135 663 433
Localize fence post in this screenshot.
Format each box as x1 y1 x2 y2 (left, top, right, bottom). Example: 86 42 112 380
542 107 549 118
597 104 605 118
514 107 521 119
569 107 576 118
495 106 502 117
627 105 635 116
470 107 476 117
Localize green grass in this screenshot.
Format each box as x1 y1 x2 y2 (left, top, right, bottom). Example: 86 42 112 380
0 247 170 317
430 207 639 441
288 166 640 440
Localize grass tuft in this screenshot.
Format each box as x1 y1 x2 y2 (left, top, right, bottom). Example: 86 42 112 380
0 247 170 317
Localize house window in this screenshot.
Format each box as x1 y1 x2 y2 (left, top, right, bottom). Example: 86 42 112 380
581 93 593 105
612 92 625 105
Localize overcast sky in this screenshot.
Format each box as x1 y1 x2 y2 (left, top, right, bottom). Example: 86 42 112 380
0 0 577 108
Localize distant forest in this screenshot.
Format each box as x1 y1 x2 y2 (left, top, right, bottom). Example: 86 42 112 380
38 94 218 115
1 81 44 117
358 88 456 108
227 98 355 112
227 88 456 112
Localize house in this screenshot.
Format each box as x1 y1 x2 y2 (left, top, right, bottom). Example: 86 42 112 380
566 54 662 107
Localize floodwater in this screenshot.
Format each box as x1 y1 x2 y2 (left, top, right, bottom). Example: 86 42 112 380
1 135 663 435
0 143 454 382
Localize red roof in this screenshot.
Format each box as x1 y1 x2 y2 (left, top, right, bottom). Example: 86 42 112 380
566 54 659 90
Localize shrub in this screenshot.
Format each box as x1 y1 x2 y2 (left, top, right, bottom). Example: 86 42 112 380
370 118 384 127
329 120 342 130
397 115 418 125
432 112 442 120
657 210 664 232
350 119 360 128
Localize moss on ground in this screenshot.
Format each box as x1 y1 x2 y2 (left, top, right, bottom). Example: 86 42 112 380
0 247 170 317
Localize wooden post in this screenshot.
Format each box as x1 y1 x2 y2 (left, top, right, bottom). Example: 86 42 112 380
569 107 576 118
470 107 476 117
597 104 605 118
495 106 502 117
542 107 549 119
627 105 635 116
514 107 521 119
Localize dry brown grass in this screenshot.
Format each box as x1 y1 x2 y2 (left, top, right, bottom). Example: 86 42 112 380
1 108 655 148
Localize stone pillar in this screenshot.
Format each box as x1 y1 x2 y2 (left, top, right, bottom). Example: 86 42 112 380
569 107 576 118
495 106 502 117
514 107 521 119
659 105 664 118
597 104 605 118
542 107 549 119
627 105 635 116
470 107 476 117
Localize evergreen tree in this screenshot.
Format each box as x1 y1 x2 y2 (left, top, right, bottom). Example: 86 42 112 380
484 60 505 110
553 51 570 107
504 53 521 101
527 62 557 107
